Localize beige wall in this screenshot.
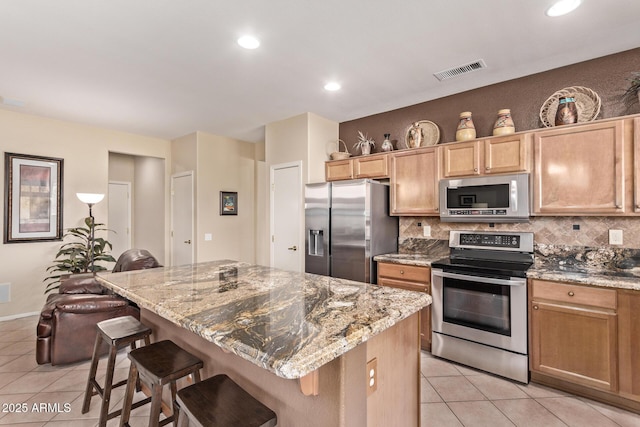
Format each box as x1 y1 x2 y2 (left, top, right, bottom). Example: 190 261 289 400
133 156 165 262
195 132 256 263
263 113 338 267
0 109 171 319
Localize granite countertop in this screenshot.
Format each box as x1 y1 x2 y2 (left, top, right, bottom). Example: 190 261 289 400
374 238 450 267
96 260 430 380
528 245 640 291
375 240 640 292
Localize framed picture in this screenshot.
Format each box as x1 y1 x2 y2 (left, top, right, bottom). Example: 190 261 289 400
4 152 64 243
220 191 238 215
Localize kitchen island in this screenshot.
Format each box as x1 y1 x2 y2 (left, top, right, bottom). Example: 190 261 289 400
97 260 430 427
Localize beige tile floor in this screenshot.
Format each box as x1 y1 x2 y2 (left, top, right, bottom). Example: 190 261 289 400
1 315 639 426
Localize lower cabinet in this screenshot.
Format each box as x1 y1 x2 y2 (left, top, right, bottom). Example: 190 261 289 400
618 290 640 401
530 279 640 412
377 262 431 351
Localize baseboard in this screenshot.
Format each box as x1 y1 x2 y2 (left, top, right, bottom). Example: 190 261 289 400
0 311 40 322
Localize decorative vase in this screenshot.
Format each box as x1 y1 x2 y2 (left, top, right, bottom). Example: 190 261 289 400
492 109 515 136
361 144 371 155
455 112 476 141
408 122 424 148
381 134 393 152
555 96 578 126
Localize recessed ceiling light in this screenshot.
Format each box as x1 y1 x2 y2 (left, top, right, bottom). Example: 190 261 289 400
324 82 341 91
237 35 260 49
546 0 582 17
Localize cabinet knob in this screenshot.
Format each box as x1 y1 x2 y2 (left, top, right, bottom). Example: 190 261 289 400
533 305 539 310
400 270 404 274
616 205 622 209
568 291 575 297
485 166 490 170
474 168 478 172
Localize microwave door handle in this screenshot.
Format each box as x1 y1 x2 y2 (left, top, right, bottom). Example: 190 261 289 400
511 179 517 212
432 270 525 287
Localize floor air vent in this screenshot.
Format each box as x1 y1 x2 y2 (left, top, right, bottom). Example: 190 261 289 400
434 59 487 81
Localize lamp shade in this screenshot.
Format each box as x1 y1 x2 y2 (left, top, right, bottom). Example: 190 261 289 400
76 193 105 205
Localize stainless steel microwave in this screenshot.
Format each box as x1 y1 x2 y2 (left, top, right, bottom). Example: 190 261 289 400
439 173 530 222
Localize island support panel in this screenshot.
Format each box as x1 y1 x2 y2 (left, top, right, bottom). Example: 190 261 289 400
140 309 421 427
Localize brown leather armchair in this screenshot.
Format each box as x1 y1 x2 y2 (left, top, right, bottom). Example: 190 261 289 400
36 249 161 365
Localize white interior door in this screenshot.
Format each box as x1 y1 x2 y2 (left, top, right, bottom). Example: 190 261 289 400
108 181 131 260
270 162 302 272
171 172 194 266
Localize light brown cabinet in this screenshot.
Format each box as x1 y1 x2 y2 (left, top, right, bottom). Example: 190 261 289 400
389 147 440 216
353 153 388 178
325 153 389 181
532 120 625 215
634 117 640 213
325 159 353 181
442 134 530 177
530 279 618 392
377 262 431 351
618 290 640 402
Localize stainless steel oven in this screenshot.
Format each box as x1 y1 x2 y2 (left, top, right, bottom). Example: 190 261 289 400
431 231 533 383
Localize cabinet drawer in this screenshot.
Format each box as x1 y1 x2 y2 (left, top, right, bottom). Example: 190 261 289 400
378 278 429 293
378 263 430 283
531 280 616 310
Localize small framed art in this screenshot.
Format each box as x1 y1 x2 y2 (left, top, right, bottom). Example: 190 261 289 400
220 191 238 215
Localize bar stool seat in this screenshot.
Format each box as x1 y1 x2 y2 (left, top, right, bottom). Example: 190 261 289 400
82 315 152 427
120 339 203 427
176 374 277 427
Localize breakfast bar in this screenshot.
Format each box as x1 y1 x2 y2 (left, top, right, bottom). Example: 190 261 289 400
96 260 430 426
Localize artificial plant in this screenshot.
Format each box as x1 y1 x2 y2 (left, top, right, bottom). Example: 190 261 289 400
44 217 115 293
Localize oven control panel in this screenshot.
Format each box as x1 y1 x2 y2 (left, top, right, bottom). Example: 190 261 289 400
459 233 520 248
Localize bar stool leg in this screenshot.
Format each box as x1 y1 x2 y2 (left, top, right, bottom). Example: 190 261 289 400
81 332 103 414
148 382 164 427
119 362 139 427
97 344 119 427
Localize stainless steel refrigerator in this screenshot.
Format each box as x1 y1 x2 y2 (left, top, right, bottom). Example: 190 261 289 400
305 179 398 284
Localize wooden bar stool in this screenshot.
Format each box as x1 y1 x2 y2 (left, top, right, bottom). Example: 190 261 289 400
176 374 277 427
82 315 153 427
119 340 203 427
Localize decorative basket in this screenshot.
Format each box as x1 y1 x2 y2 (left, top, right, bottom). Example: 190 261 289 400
330 139 351 160
539 86 601 127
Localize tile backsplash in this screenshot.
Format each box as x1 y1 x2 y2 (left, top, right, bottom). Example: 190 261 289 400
401 216 640 248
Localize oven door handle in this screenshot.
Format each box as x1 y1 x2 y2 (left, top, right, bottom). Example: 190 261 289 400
432 270 526 287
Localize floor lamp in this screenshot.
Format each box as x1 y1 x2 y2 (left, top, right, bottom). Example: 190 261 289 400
76 193 105 273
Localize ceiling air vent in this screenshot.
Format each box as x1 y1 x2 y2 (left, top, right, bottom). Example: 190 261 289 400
433 59 487 81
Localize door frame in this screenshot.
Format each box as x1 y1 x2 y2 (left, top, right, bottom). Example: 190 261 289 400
170 171 195 266
269 161 303 271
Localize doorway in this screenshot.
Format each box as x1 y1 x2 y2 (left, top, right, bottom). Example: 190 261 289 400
270 161 302 272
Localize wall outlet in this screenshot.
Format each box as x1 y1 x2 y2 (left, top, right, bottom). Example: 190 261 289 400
0 283 10 303
366 357 377 396
423 225 431 237
204 233 212 241
609 229 623 245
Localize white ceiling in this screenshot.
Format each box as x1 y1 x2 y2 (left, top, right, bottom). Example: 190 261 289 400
1 1 639 143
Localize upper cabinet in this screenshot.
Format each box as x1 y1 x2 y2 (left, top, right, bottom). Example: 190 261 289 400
442 134 531 178
325 159 354 181
325 153 388 181
634 117 640 213
532 120 625 215
389 147 440 216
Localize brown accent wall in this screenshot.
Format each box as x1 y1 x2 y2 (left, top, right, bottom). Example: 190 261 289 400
339 48 640 153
